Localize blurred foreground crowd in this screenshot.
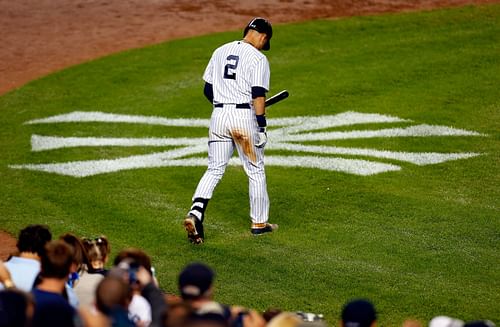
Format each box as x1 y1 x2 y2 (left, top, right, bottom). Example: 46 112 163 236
0 224 496 327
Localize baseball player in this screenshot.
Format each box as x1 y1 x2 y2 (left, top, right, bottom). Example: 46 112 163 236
183 17 278 244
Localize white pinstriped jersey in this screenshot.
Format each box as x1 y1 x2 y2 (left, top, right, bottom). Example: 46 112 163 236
189 39 271 225
203 40 270 105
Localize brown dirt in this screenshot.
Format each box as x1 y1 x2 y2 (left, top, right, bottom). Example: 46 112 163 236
0 231 17 261
232 129 257 164
0 0 497 259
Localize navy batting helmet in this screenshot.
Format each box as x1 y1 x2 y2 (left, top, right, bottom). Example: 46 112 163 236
244 17 272 50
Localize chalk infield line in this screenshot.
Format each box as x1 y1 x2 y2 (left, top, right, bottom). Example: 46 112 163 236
10 111 484 177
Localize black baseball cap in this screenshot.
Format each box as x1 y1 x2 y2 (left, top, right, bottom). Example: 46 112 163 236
178 262 214 299
244 17 273 50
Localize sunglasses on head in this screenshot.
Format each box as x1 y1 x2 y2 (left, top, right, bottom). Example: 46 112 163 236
83 237 105 244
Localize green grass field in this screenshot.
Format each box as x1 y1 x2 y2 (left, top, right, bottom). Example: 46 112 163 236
1 4 499 326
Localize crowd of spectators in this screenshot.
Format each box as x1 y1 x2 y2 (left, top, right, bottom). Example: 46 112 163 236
0 224 496 327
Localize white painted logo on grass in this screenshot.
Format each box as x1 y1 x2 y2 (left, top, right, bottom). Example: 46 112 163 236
9 111 484 177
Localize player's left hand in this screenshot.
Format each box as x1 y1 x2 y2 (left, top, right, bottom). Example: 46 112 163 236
255 127 267 148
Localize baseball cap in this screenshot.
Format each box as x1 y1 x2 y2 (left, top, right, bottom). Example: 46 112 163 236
244 17 273 50
429 316 464 327
179 262 214 299
341 299 377 327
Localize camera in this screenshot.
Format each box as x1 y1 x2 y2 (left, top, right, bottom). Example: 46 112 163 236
116 259 140 285
231 310 249 327
127 262 139 284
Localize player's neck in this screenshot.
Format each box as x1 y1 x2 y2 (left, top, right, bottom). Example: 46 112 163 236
242 37 258 49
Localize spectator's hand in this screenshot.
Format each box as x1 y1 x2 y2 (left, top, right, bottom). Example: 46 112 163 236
0 261 9 280
136 266 153 286
242 310 266 327
231 306 251 319
0 261 15 288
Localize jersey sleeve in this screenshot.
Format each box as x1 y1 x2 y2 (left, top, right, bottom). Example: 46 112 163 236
251 56 270 92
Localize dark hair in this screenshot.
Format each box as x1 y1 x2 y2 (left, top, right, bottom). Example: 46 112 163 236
40 240 74 279
83 236 111 271
16 224 52 257
113 248 152 274
95 276 132 315
59 233 90 274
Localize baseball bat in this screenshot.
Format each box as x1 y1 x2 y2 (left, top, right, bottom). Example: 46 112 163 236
265 90 289 107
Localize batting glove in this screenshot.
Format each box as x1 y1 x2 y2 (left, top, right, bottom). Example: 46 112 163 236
255 127 267 148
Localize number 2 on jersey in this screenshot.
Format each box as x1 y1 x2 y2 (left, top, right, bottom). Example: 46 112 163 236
223 55 239 80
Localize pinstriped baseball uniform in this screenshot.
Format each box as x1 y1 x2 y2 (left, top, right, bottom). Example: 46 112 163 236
190 40 271 224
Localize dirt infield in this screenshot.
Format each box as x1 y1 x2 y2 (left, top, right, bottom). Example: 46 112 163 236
0 0 496 259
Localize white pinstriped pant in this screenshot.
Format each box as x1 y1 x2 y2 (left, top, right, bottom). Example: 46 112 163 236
192 105 269 224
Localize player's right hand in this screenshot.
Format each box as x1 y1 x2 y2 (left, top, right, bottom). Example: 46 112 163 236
255 127 267 148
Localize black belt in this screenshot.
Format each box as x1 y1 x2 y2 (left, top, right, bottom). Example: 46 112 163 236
214 103 251 109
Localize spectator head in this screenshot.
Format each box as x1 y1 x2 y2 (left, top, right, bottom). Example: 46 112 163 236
178 262 214 300
16 224 52 257
429 316 464 327
40 240 75 279
59 233 90 275
95 275 132 316
0 289 34 327
113 248 152 276
83 236 111 269
341 299 377 327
